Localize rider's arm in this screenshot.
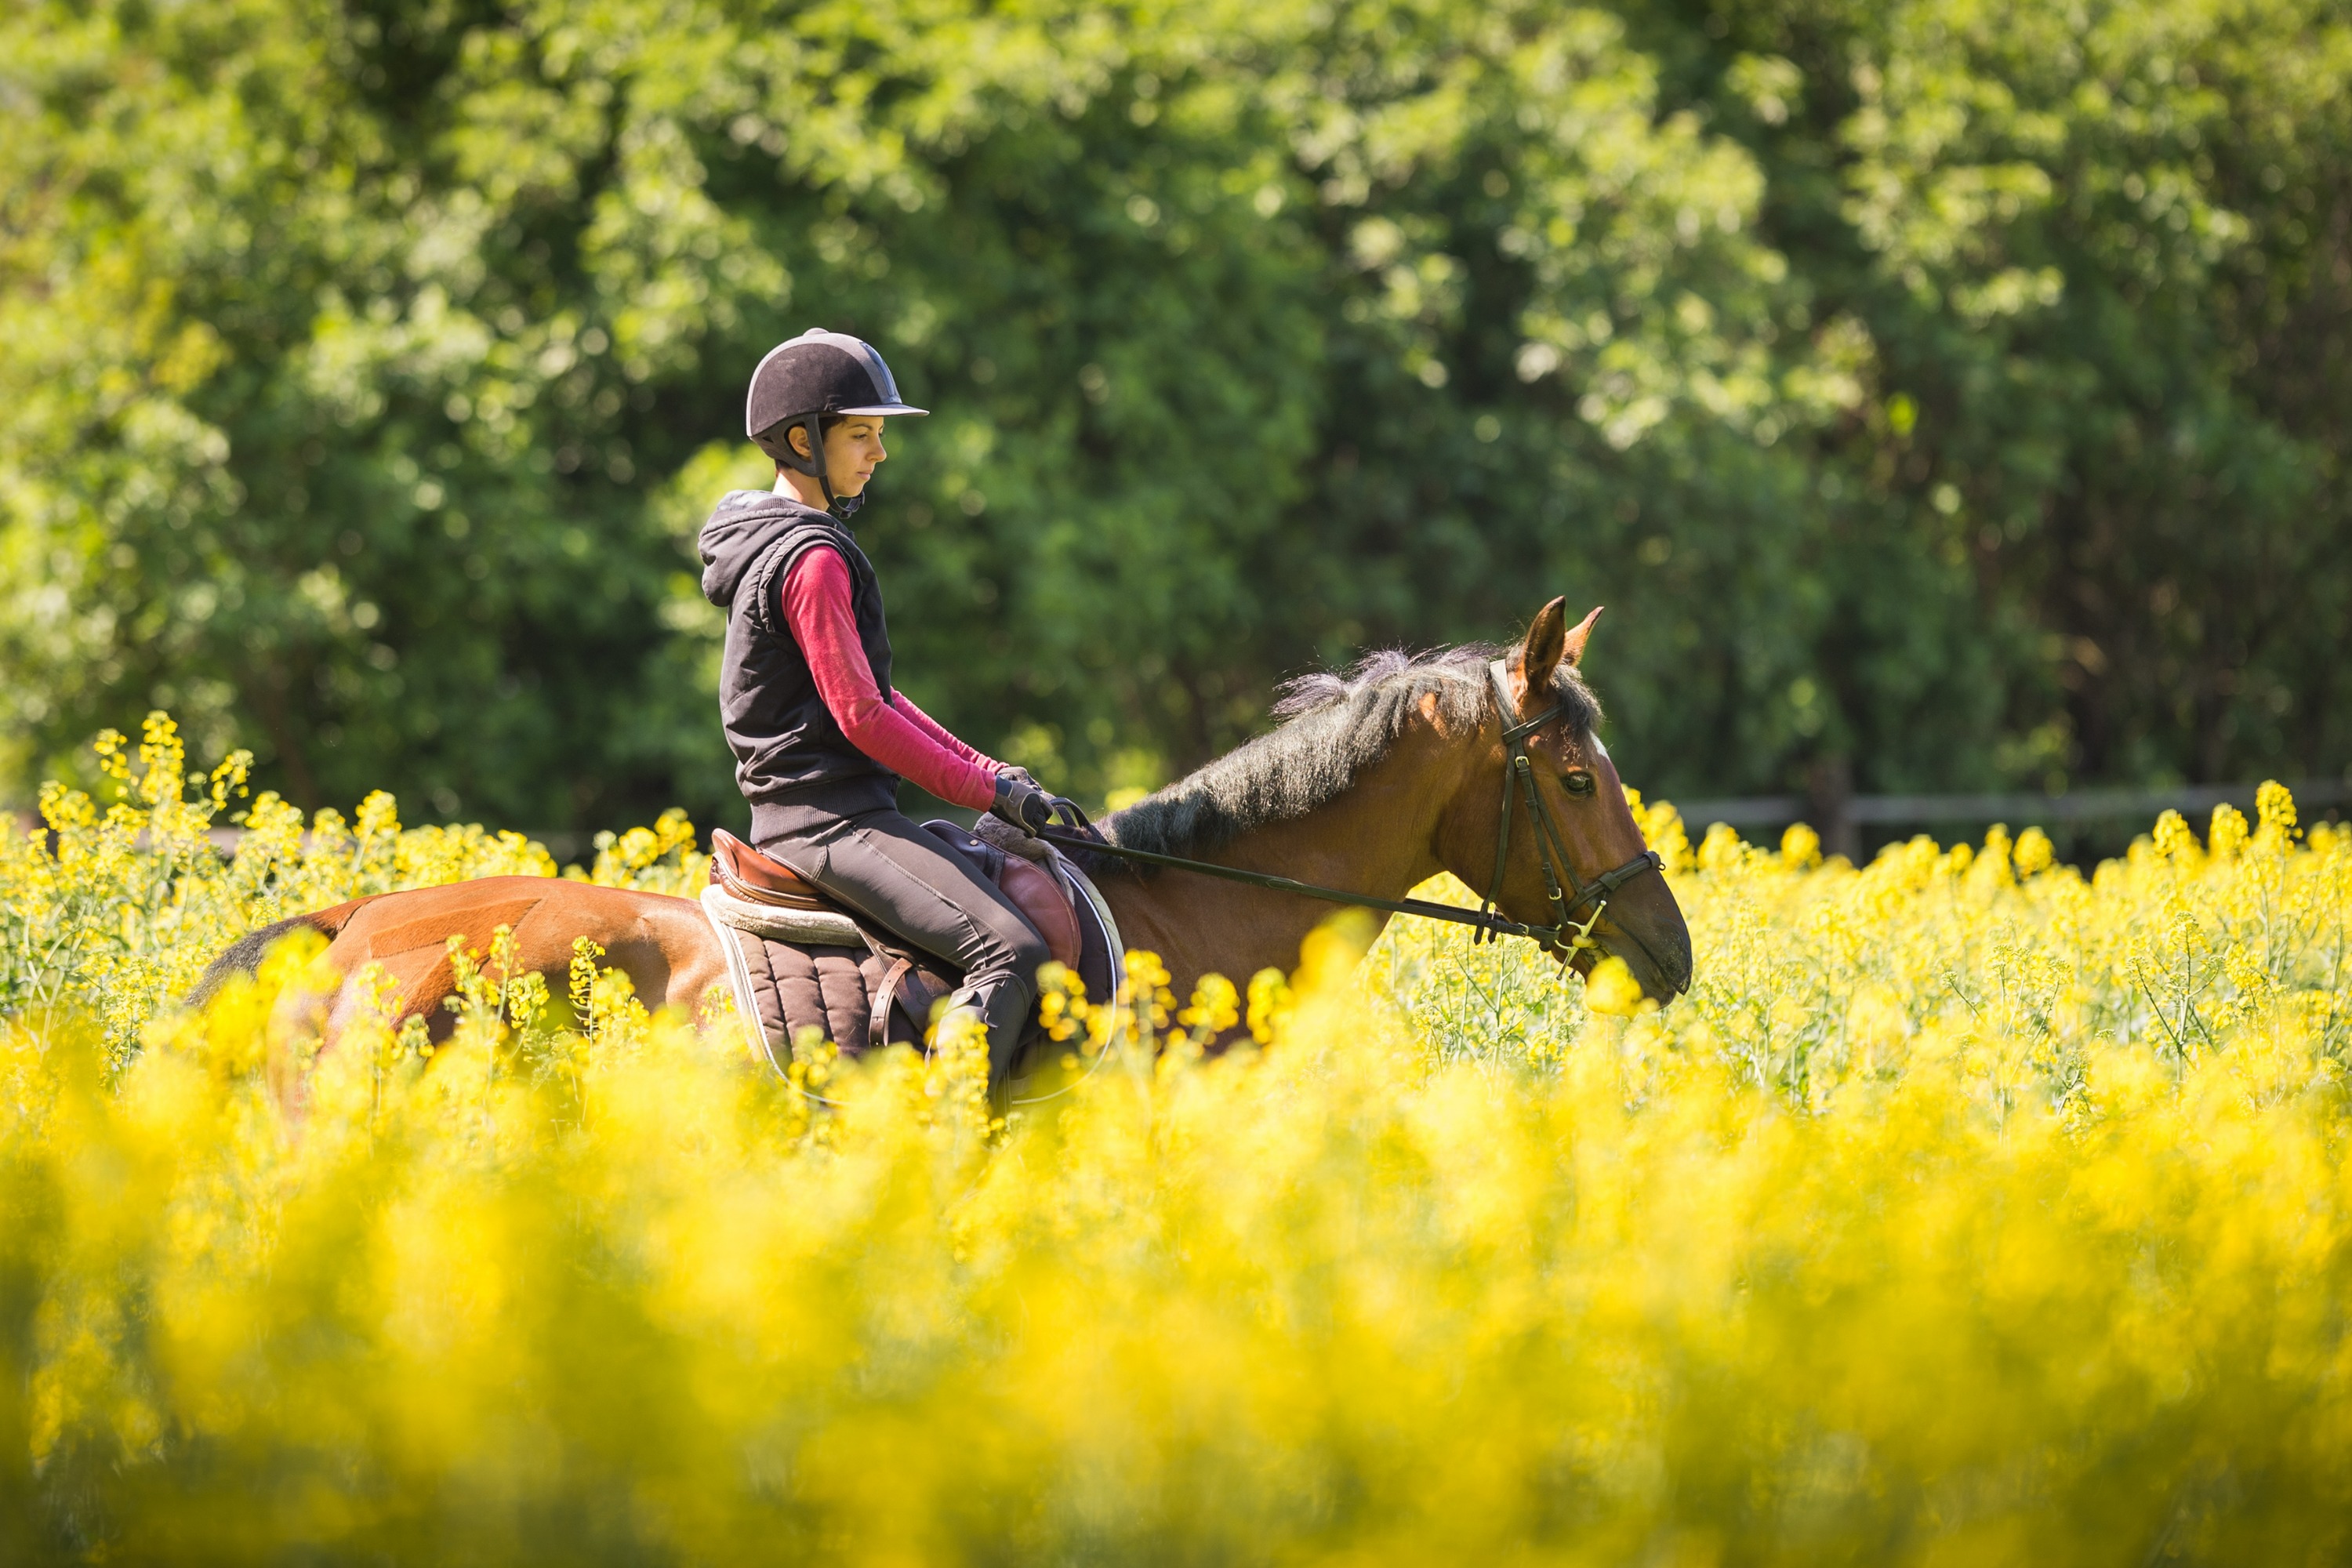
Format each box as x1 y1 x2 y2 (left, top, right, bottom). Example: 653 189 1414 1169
777 547 1000 811
889 690 999 771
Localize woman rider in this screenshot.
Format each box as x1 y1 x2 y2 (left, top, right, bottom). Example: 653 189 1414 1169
698 328 1062 1090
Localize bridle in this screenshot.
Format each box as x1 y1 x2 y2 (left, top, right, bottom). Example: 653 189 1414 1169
1472 659 1664 955
1034 659 1665 959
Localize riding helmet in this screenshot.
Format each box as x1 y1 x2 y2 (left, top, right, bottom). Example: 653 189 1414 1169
745 329 926 514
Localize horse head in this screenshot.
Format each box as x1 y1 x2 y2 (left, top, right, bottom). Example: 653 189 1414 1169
1444 597 1693 1005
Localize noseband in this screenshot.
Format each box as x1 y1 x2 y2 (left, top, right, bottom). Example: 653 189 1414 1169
1475 659 1665 955
1035 661 1666 961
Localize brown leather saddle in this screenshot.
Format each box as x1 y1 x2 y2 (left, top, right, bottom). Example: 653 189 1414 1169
709 828 1081 968
702 825 1108 1070
706 830 832 909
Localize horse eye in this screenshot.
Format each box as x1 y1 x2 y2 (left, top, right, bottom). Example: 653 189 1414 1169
1562 769 1597 798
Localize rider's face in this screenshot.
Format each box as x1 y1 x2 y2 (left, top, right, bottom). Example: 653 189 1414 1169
819 416 887 496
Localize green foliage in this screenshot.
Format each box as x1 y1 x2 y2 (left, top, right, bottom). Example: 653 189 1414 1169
3 0 2348 825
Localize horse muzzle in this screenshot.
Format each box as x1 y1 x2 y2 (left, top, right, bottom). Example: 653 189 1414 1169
1565 884 1693 1003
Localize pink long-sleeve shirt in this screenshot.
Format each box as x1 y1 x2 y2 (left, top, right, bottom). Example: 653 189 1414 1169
779 546 1002 811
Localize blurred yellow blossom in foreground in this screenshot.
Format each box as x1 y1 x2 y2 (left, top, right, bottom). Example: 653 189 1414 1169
4 721 2350 1560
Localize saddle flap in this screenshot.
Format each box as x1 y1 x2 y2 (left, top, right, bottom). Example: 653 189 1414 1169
918 821 1083 973
998 853 1083 973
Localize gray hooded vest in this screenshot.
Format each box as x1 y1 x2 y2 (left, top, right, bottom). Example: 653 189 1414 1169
699 489 898 838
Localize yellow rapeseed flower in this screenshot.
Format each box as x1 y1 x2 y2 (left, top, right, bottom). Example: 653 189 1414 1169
4 729 2351 1558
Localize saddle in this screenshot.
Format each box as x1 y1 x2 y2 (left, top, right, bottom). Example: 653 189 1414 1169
699 822 1122 1079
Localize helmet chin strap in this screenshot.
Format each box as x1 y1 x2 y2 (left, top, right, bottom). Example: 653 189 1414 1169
789 412 865 519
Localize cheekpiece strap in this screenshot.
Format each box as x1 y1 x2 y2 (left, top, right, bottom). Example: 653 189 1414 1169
1480 659 1569 942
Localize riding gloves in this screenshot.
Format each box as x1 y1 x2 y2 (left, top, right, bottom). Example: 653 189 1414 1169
990 769 1054 835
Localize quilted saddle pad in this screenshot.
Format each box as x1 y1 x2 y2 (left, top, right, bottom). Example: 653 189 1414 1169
700 820 1123 1078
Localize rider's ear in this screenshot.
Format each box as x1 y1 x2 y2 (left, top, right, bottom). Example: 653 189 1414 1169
1517 597 1569 698
1562 605 1603 667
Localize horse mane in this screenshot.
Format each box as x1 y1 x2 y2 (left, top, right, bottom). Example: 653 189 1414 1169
1098 644 1602 868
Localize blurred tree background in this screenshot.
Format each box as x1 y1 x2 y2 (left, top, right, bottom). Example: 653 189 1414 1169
4 0 2349 830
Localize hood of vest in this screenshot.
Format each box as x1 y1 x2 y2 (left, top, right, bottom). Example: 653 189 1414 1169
698 489 843 608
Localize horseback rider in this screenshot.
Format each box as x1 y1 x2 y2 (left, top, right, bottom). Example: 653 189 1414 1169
698 328 1063 1089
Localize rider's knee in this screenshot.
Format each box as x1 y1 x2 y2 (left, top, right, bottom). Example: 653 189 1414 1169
978 921 1044 992
998 924 1051 990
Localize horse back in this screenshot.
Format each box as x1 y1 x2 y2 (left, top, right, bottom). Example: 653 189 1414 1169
317 877 724 1040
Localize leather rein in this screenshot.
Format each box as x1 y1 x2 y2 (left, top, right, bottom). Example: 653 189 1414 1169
1036 660 1664 956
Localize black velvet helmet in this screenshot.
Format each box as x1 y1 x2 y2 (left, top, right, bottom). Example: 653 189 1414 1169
745 329 926 514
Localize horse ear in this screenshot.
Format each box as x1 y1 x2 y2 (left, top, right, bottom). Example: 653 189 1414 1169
1563 604 1602 666
1519 597 1569 695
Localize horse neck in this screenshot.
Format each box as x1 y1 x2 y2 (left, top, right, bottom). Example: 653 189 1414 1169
1098 720 1474 997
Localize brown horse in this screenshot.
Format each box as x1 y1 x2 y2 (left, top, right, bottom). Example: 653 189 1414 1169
195 600 1690 1109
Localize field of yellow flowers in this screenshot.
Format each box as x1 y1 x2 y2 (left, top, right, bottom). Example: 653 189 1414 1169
5 717 2350 1563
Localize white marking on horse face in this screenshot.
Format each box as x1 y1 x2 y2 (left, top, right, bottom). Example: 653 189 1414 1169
1588 733 1611 764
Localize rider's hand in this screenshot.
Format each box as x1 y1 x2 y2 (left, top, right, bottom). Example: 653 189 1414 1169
990 770 1054 836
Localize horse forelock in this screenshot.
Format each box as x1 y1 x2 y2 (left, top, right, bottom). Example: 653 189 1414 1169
1102 644 1601 866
